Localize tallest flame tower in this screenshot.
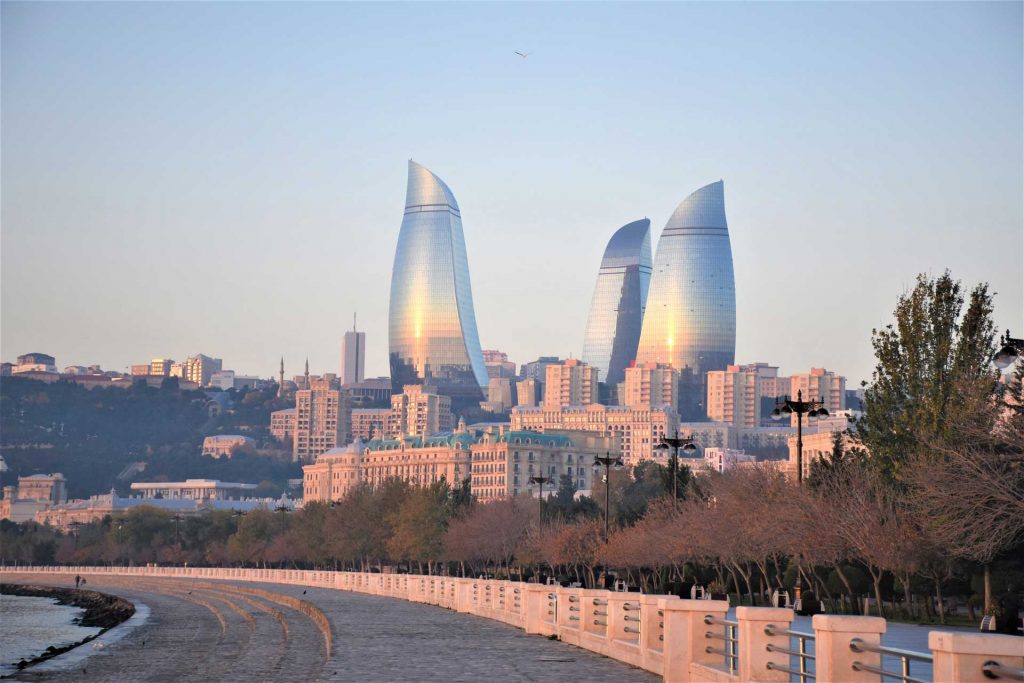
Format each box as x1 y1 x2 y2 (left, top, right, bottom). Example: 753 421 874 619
388 161 488 402
636 180 736 417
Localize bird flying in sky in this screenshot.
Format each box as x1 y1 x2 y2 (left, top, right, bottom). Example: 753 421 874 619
514 51 531 58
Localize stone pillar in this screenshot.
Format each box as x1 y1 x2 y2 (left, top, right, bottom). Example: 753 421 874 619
930 631 1024 682
581 589 610 638
812 614 886 682
661 599 729 683
641 595 676 654
736 606 795 682
557 586 584 643
524 584 556 635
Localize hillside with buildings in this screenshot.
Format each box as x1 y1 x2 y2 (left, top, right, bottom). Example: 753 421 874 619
0 376 300 500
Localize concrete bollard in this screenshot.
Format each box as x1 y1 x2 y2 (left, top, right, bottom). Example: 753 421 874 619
736 606 794 682
661 599 730 683
812 614 886 682
929 631 1024 683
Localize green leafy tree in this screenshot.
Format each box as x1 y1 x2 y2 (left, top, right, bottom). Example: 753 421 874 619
857 271 999 480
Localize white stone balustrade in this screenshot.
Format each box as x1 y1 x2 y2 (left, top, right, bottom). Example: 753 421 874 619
6 566 1022 683
735 606 793 682
930 631 1024 683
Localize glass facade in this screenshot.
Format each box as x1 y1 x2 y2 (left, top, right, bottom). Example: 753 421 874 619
389 161 488 401
580 218 652 386
636 180 736 379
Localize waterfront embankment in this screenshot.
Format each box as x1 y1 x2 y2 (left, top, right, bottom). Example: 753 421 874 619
0 584 135 674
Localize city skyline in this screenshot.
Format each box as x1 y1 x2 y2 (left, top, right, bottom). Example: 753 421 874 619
2 2 1021 385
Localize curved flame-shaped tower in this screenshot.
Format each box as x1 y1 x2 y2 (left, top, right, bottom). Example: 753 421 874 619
636 180 736 380
580 218 652 386
389 161 487 400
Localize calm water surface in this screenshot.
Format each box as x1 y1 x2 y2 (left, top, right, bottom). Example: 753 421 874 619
0 594 102 675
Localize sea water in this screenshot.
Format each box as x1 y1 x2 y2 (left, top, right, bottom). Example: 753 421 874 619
0 594 103 676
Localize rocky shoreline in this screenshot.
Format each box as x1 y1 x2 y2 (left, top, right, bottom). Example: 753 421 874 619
0 584 135 673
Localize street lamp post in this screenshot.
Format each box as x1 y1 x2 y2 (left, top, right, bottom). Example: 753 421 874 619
117 521 124 566
771 390 829 485
993 329 1024 369
172 513 183 546
655 431 698 501
593 453 624 542
528 476 552 529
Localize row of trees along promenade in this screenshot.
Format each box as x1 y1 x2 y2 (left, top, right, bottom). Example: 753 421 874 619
2 271 1022 631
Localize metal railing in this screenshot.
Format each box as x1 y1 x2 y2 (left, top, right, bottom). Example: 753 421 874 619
546 593 557 619
764 623 816 681
623 601 642 635
850 637 933 683
983 661 1024 681
704 614 739 674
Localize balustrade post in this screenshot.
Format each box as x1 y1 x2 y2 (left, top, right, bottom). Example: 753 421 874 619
640 595 678 675
661 599 729 683
812 614 885 682
929 631 1024 682
736 606 794 682
523 584 555 635
556 586 584 645
606 593 643 666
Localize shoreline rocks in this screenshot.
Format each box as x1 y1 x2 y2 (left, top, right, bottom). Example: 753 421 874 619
0 583 135 672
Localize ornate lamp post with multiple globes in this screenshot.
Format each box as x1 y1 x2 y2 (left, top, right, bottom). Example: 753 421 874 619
593 453 624 542
771 390 829 485
655 431 698 501
993 329 1024 370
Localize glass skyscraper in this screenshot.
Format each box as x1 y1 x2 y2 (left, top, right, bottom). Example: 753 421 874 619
580 218 652 386
388 161 488 401
636 180 736 396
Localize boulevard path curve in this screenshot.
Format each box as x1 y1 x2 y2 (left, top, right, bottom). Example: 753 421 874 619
2 572 657 682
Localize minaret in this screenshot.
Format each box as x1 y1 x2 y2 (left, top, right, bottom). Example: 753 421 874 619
277 357 285 398
304 358 310 389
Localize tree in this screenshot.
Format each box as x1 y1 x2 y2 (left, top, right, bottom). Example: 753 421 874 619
818 461 921 617
857 271 998 480
904 404 1024 614
388 482 452 573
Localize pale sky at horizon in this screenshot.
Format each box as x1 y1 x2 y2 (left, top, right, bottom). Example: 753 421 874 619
2 1 1022 386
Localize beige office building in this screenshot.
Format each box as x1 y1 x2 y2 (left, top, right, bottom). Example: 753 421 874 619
510 403 676 466
303 430 473 503
201 435 256 458
706 363 779 428
543 359 599 408
302 425 612 504
470 429 611 502
294 375 350 463
516 378 542 407
150 358 174 376
788 368 846 427
391 385 452 438
270 408 296 444
350 408 395 440
184 354 223 387
622 362 678 412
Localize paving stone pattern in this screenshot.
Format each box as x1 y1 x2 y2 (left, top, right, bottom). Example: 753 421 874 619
3 574 657 683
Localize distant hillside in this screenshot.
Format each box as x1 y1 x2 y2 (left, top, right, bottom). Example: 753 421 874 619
0 377 299 498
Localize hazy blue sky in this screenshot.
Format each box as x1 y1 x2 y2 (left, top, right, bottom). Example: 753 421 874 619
3 2 1021 385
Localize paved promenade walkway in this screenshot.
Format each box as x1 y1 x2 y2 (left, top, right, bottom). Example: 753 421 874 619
2 573 656 682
